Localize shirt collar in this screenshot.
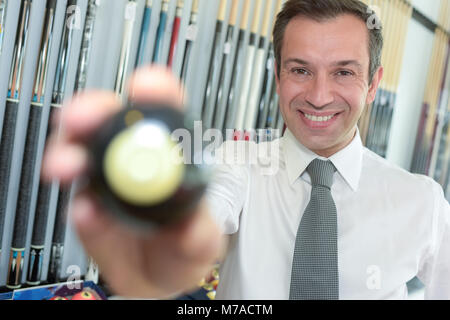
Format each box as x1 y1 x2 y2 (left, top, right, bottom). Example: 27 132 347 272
282 127 363 192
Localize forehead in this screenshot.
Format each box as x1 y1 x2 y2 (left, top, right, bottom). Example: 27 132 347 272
282 14 370 66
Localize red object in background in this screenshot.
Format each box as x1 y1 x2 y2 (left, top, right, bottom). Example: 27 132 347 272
233 130 242 141
168 16 181 68
71 290 98 300
50 296 68 300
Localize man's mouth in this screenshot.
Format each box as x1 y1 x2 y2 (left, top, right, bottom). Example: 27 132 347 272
297 110 342 127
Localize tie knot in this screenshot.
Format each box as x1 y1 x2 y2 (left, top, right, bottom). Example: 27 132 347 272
307 159 336 189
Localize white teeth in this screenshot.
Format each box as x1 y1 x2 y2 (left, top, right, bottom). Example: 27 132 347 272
303 113 335 122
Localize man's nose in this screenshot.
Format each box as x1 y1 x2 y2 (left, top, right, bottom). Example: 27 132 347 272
304 73 334 108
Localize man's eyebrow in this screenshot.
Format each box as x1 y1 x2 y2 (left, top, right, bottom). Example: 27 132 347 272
283 58 310 66
331 60 364 70
283 58 364 71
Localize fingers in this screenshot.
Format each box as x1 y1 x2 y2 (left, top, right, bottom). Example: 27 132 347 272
42 65 185 184
169 200 224 264
61 91 121 142
41 140 88 184
127 65 186 109
136 201 224 297
71 192 223 298
42 90 121 183
70 192 159 296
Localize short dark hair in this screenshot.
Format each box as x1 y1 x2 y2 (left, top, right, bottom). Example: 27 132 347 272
273 0 383 84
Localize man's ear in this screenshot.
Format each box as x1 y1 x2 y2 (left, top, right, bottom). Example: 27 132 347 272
366 66 383 105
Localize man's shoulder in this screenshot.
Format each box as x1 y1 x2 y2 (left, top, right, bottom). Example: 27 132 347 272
361 147 440 192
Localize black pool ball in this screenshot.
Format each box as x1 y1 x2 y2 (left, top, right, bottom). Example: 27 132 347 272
87 104 209 229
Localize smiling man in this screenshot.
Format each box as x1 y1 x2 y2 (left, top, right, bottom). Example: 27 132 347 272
206 0 450 300
275 8 381 158
43 0 450 300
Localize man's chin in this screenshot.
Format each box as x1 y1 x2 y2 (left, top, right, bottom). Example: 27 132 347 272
295 134 340 157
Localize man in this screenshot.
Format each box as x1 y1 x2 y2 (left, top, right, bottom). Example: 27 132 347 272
43 0 450 299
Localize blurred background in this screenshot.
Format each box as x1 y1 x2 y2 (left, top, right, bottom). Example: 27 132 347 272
0 0 448 299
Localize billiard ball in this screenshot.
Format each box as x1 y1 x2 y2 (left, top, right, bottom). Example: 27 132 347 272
49 296 68 300
87 104 210 229
71 290 98 300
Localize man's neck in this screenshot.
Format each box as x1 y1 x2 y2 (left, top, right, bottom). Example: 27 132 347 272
309 128 358 158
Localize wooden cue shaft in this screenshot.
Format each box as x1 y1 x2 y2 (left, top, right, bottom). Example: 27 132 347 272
385 0 401 94
240 0 251 30
440 99 450 185
374 0 402 152
392 1 412 90
425 31 446 138
359 0 379 144
424 29 440 109
359 0 372 143
368 0 393 148
228 0 238 27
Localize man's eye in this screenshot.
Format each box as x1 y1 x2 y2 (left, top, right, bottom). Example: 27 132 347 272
292 68 309 75
336 70 354 76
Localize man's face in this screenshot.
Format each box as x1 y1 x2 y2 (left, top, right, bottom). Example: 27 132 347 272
275 14 382 157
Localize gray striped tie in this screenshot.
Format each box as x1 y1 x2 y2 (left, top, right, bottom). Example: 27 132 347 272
289 159 339 300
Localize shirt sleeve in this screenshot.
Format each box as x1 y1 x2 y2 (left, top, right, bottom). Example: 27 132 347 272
417 180 450 299
205 141 250 235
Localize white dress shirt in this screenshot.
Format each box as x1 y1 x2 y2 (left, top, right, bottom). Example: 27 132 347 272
205 128 450 300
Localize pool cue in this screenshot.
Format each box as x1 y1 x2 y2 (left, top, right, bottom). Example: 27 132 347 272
32 0 56 104
243 0 270 134
52 0 77 105
75 0 100 91
266 91 279 129
45 0 77 283
367 0 394 153
424 30 448 174
428 40 449 178
8 0 31 100
419 31 442 172
373 0 396 155
47 186 70 283
115 0 137 98
376 0 403 156
364 0 385 150
21 0 56 287
27 181 52 286
257 45 275 130
244 0 279 136
357 0 374 144
412 27 442 173
374 0 396 155
3 0 32 290
152 0 168 63
364 0 381 146
258 0 283 133
180 0 198 83
7 0 53 290
357 0 373 143
382 0 412 157
224 0 257 136
0 0 6 52
233 0 258 135
136 0 153 67
168 0 183 68
202 0 231 129
0 0 23 261
212 0 245 132
438 100 450 186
